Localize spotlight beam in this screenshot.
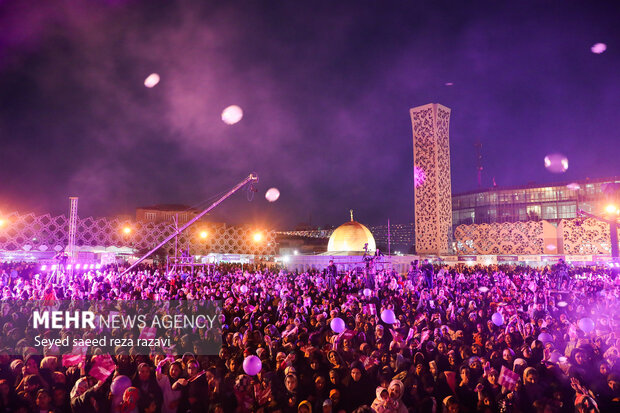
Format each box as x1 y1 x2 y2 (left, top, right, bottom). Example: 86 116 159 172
120 173 259 277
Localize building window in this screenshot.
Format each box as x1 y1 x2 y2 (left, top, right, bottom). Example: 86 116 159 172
145 212 156 221
542 205 557 220
527 205 541 220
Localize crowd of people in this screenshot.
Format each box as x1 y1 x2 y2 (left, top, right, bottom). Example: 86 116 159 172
0 259 619 413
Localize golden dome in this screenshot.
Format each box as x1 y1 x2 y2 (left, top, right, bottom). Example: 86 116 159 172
327 211 376 253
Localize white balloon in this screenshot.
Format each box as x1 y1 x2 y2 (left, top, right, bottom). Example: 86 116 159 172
544 153 568 173
591 43 607 54
221 105 243 125
265 188 280 202
144 73 160 88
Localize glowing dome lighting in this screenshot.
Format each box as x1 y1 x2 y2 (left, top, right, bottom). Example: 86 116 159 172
199 231 208 239
265 188 280 202
327 212 376 253
605 204 618 214
557 301 568 307
122 227 131 235
567 182 581 190
0 218 5 227
253 232 263 242
221 105 243 125
591 43 607 54
144 73 160 88
544 153 568 173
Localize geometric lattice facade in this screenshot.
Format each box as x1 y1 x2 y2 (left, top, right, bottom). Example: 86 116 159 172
454 220 558 255
0 211 276 256
410 103 452 254
559 217 618 255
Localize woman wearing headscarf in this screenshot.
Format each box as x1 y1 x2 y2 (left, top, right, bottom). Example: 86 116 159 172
132 362 163 413
386 380 407 413
156 359 183 413
341 362 373 411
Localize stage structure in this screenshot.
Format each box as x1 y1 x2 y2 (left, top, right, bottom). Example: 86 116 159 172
410 103 452 255
120 173 259 276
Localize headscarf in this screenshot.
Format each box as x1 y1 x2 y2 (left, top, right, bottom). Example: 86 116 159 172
70 377 92 399
120 387 140 413
388 379 404 401
298 400 312 412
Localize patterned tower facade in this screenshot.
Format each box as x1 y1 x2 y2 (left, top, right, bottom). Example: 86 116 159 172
410 103 452 254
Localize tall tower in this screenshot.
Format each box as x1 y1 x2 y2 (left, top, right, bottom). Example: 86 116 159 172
410 103 452 254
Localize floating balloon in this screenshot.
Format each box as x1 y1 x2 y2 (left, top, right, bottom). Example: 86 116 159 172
221 105 243 125
578 318 595 333
381 309 396 324
478 286 489 293
144 73 160 88
538 332 553 343
330 317 345 333
240 285 248 294
549 350 562 363
491 312 504 326
591 43 607 54
265 188 280 202
544 153 568 173
243 355 262 375
363 288 372 297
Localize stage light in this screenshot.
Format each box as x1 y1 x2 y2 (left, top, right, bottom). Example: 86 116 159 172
253 232 263 242
76 264 81 269
51 265 57 270
605 204 618 214
293 250 299 255
123 227 131 234
41 265 47 271
95 263 101 269
67 264 72 270
199 231 208 239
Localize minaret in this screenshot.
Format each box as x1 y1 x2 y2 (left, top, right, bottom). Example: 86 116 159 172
410 103 452 254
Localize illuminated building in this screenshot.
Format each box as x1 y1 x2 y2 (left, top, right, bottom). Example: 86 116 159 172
452 177 620 229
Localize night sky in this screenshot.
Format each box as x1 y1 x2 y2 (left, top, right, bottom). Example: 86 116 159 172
0 0 618 229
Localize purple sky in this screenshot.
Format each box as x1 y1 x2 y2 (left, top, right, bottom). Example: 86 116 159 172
0 0 618 229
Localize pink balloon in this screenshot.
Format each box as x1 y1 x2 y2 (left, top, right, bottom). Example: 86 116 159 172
330 317 345 333
243 355 262 375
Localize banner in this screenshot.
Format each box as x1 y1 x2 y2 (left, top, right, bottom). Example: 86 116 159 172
518 255 541 262
566 255 593 262
497 255 518 262
2 300 222 356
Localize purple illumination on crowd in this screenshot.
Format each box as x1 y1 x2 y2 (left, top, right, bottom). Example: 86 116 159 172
0 260 618 411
